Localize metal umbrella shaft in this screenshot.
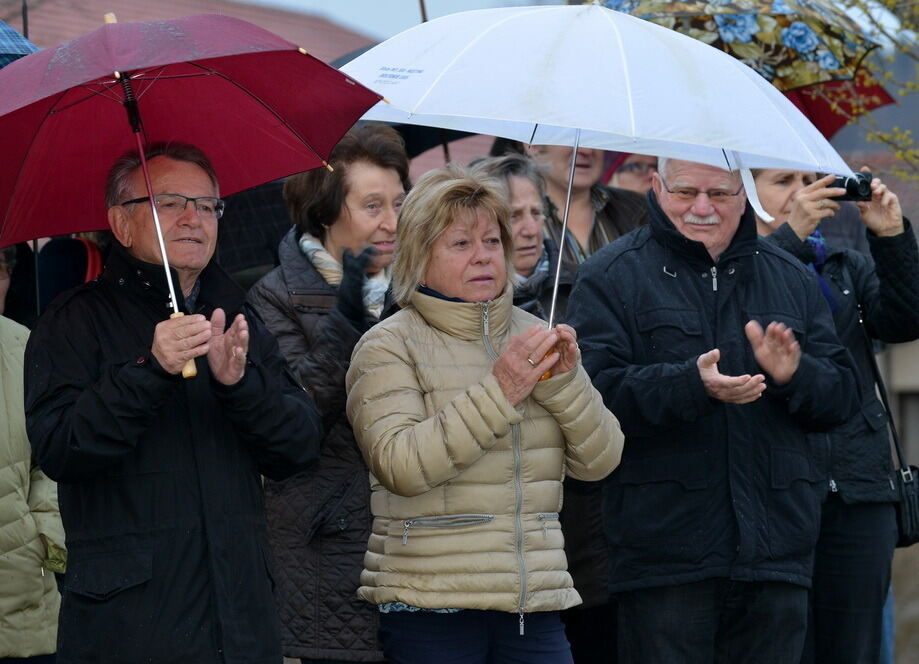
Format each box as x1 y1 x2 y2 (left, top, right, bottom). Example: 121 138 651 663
546 128 580 330
119 73 196 378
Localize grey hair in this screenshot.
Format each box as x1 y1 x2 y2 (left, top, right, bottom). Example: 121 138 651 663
104 142 219 208
468 153 548 207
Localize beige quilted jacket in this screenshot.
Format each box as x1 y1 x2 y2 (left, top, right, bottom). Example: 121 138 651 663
0 317 65 658
345 286 623 616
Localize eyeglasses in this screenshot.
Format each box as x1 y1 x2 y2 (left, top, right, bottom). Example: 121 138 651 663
619 161 657 175
659 175 743 204
120 193 225 220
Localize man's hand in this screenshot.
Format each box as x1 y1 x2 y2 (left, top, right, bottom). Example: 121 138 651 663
745 320 801 385
696 348 766 404
207 308 249 386
151 314 211 374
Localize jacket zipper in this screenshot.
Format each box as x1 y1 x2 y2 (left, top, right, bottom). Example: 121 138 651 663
401 514 495 544
825 433 838 493
480 302 527 635
710 266 718 292
537 512 559 539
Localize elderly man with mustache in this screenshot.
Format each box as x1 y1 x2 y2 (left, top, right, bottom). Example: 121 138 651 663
567 158 859 664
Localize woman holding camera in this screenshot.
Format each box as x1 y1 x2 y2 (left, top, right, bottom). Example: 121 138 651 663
752 169 919 664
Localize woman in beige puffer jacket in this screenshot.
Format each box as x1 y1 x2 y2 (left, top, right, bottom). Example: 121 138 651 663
345 165 623 663
0 314 66 661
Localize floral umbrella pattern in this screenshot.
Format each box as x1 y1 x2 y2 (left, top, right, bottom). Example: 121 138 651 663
584 0 880 90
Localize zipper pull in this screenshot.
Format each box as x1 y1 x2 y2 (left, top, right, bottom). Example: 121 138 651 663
481 303 490 337
402 521 411 545
829 478 838 493
41 566 45 577
519 612 525 636
543 522 549 539
710 266 718 292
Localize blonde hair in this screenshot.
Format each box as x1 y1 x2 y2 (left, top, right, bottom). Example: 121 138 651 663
392 164 513 306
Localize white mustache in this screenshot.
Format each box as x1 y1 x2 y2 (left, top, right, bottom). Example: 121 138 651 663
683 213 719 225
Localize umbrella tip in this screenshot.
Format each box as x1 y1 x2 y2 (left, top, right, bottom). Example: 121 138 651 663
323 160 334 173
103 13 118 24
298 47 309 56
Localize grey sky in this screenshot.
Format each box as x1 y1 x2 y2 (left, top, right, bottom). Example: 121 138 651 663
241 0 554 40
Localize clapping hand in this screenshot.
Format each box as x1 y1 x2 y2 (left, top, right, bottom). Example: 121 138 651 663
745 320 800 386
696 348 766 404
207 308 249 386
151 314 211 374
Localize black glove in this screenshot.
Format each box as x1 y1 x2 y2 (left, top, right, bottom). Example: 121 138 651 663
336 246 376 330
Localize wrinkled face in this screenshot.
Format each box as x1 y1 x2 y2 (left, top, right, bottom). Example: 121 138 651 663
652 160 747 261
611 154 658 194
109 156 219 292
508 176 546 277
324 161 405 275
529 145 604 193
423 208 508 303
753 169 817 234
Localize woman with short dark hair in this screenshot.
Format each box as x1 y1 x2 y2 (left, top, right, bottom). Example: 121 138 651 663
248 123 410 664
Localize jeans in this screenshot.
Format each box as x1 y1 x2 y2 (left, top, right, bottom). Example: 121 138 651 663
801 496 898 664
617 579 808 664
0 656 56 664
378 610 573 664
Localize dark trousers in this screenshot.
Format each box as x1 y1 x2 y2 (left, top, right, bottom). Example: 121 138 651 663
617 579 807 664
0 656 56 663
801 496 898 664
378 610 572 664
561 602 617 664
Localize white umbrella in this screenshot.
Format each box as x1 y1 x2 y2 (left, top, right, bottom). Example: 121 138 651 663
342 3 854 326
342 4 852 175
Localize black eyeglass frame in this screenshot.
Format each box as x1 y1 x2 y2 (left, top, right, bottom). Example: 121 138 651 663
658 175 744 202
120 193 225 219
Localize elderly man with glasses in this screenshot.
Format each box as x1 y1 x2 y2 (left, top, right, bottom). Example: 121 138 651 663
23 142 323 664
567 158 858 663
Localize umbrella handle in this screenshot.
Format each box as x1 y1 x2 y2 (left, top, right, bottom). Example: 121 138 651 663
169 312 198 379
538 349 555 382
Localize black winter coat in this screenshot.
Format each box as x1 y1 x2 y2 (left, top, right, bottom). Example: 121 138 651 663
567 195 858 593
25 245 322 664
246 228 383 662
765 221 919 503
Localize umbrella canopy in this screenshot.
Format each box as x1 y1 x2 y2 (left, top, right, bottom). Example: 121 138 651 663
579 1 894 139
0 14 381 249
784 69 895 139
342 4 852 176
0 19 38 68
592 0 879 91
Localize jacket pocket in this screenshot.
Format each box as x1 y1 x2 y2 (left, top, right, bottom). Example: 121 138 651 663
636 308 703 362
767 447 820 559
614 451 710 558
536 512 560 539
64 548 153 600
400 514 495 544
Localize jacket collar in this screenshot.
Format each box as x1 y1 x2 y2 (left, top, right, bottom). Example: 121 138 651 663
277 227 335 294
647 190 758 268
410 282 513 342
101 242 245 315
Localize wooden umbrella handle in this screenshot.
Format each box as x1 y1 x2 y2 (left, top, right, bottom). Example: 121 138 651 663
169 312 198 378
538 349 555 382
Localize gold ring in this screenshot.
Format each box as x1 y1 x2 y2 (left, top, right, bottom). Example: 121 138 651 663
232 348 238 359
527 357 536 367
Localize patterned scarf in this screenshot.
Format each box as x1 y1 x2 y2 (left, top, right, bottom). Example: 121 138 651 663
298 233 390 319
805 229 839 312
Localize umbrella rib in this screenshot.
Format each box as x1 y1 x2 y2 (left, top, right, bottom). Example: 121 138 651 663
408 5 553 114
597 8 637 139
184 61 329 168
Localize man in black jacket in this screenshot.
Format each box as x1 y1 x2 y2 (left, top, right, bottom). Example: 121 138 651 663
567 158 858 663
24 143 323 664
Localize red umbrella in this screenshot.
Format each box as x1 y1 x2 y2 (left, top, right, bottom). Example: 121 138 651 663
0 13 379 377
783 69 896 140
0 13 380 249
